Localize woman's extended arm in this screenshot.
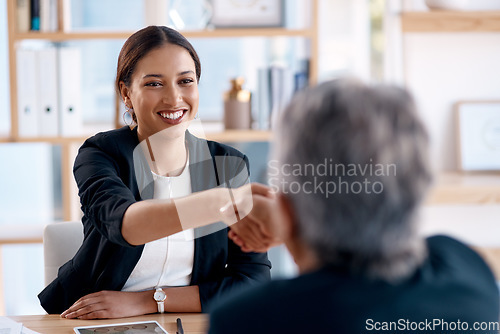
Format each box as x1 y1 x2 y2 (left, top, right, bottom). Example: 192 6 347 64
74 137 239 247
122 187 233 245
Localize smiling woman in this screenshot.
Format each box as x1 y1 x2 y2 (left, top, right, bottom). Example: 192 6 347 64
121 43 199 143
37 26 271 319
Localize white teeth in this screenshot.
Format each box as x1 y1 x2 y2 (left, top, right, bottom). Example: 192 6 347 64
160 111 184 120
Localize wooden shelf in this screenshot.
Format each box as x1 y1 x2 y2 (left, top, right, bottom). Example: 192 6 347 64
401 11 500 32
426 172 500 204
205 130 271 142
0 130 272 144
12 27 313 42
0 224 44 245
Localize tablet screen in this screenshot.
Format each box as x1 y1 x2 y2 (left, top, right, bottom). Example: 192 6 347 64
74 320 168 334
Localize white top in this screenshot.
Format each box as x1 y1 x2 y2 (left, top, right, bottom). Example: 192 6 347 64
122 157 195 292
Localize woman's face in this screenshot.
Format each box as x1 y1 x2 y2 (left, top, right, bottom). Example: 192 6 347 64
122 43 199 142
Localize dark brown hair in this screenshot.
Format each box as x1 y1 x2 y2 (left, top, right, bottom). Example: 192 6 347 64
115 25 201 95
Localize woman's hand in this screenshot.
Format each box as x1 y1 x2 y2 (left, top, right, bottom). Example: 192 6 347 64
60 290 155 320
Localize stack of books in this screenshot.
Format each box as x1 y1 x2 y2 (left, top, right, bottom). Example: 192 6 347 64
256 60 309 130
16 0 60 33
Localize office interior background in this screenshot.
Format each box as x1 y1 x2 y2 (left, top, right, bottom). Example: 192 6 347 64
1 0 500 315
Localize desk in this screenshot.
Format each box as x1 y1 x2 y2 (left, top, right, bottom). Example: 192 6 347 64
9 314 208 334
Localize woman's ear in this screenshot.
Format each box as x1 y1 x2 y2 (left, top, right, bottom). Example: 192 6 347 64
119 81 131 107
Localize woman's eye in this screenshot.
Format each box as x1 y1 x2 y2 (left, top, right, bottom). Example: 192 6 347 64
145 82 161 87
180 78 194 85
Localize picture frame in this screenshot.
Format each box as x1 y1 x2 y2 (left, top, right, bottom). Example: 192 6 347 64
455 101 500 171
209 0 284 28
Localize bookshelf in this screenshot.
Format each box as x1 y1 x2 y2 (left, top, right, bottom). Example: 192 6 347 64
401 10 500 32
426 172 500 205
5 0 319 221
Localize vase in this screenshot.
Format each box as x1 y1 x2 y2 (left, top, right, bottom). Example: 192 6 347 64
425 0 470 10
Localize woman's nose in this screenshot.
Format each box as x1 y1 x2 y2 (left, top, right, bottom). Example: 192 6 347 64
162 85 182 105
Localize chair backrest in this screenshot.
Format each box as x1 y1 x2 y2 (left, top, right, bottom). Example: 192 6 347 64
43 221 84 287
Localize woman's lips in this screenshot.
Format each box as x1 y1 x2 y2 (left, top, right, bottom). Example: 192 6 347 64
157 109 187 125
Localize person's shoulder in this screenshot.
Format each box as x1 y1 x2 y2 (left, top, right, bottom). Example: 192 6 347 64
425 234 497 285
81 126 138 153
208 279 287 333
208 272 332 334
218 278 290 308
426 234 481 259
85 126 136 146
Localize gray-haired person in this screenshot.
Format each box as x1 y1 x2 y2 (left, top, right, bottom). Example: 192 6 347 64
209 79 499 333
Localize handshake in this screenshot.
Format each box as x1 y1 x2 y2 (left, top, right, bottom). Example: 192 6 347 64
220 183 286 253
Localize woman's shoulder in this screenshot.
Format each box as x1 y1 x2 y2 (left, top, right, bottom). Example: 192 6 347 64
85 126 137 146
81 126 138 153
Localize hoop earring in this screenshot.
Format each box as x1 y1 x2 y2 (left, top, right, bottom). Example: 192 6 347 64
123 106 136 129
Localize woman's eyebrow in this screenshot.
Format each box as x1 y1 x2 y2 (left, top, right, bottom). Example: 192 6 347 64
178 70 195 76
142 71 194 79
142 74 163 79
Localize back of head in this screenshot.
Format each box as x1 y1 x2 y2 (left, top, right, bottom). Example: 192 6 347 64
271 78 432 280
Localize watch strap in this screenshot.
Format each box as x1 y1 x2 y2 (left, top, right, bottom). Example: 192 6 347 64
157 300 165 314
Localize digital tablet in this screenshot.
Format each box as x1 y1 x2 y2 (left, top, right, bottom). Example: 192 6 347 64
73 320 169 334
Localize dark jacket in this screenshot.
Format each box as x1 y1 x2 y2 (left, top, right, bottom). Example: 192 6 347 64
39 126 271 313
209 235 499 334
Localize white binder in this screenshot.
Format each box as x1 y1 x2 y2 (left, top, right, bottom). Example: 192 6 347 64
16 49 40 138
40 0 50 31
58 47 82 137
40 0 58 32
37 47 59 137
16 0 31 33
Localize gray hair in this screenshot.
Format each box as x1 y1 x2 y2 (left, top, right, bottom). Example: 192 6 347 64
270 78 432 281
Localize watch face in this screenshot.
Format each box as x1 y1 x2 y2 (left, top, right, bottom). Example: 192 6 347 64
154 291 166 302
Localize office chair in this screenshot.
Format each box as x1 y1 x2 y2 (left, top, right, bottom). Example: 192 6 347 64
43 221 83 287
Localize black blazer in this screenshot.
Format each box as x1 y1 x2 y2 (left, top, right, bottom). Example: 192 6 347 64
208 236 500 334
39 126 271 313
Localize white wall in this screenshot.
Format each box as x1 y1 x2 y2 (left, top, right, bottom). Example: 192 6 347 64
386 0 500 172
404 33 500 171
318 0 370 81
390 0 500 255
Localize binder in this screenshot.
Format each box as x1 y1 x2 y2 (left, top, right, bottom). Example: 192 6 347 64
30 0 40 30
61 0 71 31
16 0 31 33
257 67 271 130
40 0 50 31
40 0 58 32
37 47 59 137
48 0 58 31
16 49 40 137
58 47 82 137
144 0 168 26
269 64 294 129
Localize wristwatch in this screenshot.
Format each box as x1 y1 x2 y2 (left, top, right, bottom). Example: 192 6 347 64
153 288 167 313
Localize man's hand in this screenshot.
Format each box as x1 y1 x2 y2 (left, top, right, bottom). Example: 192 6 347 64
223 183 286 253
60 290 154 319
